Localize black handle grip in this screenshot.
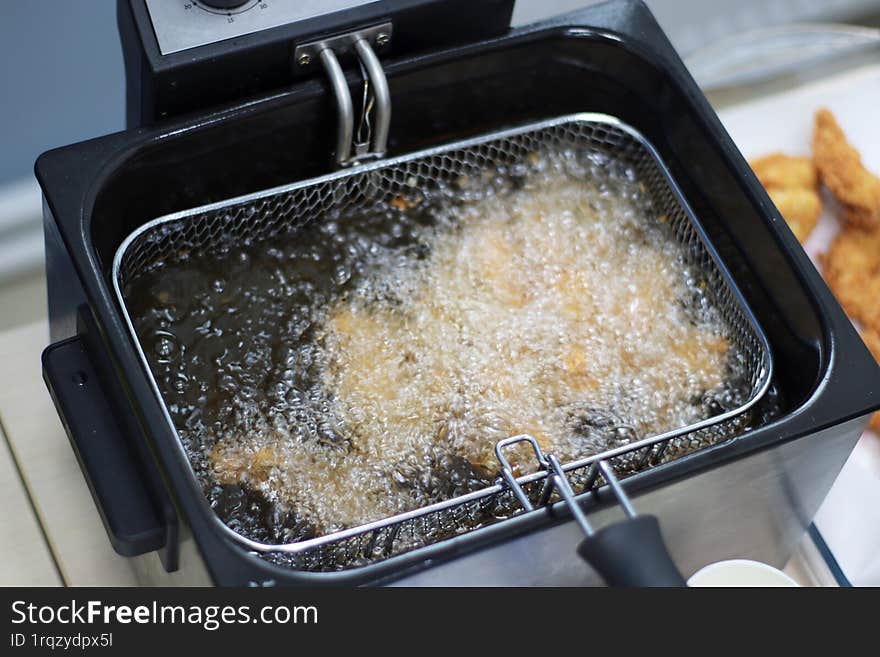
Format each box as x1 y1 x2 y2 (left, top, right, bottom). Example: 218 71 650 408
577 515 687 587
42 336 165 557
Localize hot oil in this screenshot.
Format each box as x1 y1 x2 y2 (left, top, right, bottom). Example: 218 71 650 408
125 148 749 545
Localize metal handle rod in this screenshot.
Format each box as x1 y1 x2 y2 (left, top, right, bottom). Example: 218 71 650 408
318 47 354 165
495 435 546 511
354 38 390 156
495 437 639 537
546 454 595 537
597 460 637 519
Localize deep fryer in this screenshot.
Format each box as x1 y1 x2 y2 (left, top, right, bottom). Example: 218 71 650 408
38 0 880 586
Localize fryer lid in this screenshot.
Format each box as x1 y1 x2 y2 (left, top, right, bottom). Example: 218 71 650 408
112 113 773 571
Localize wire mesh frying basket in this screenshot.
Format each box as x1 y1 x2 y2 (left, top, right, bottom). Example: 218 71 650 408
113 113 773 573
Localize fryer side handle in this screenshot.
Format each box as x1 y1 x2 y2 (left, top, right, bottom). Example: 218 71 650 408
42 335 166 558
577 515 687 587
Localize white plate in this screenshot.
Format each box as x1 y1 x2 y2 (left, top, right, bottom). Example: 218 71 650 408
717 63 880 586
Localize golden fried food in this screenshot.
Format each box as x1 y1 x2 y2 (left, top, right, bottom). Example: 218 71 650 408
749 153 822 243
321 180 730 474
204 165 737 534
750 153 818 191
823 225 880 330
842 204 880 231
209 441 414 532
862 327 880 433
389 195 421 211
765 187 821 243
813 108 880 229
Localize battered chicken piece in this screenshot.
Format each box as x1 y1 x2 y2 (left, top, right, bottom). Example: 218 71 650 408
749 153 822 243
209 440 421 533
813 108 880 229
822 226 880 330
668 333 729 389
765 187 821 243
561 346 600 393
326 306 408 406
206 164 736 534
211 444 279 484
468 222 527 308
319 186 731 477
843 204 880 230
862 327 880 434
751 153 818 191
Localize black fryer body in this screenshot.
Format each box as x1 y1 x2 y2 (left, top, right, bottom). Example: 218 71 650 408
37 0 880 585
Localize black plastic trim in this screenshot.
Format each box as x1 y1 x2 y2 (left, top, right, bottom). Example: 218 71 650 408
43 336 166 558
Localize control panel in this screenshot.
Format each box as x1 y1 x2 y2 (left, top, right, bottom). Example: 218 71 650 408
144 0 379 54
122 0 514 125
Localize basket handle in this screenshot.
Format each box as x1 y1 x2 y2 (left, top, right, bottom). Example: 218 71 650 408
577 515 687 587
496 437 687 587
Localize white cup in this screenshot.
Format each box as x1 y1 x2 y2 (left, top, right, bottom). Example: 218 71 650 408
687 559 799 587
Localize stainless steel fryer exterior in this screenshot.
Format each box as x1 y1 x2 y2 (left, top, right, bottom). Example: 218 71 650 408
126 415 867 585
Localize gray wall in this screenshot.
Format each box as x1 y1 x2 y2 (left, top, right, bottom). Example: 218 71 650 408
2 0 879 187
0 2 124 184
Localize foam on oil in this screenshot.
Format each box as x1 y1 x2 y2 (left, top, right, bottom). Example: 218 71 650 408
126 148 745 543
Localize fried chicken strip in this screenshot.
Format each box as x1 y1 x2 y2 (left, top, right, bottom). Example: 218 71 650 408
748 153 822 243
765 186 821 243
813 108 880 229
751 153 818 191
822 225 880 330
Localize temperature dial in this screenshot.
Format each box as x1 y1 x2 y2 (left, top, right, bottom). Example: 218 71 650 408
199 0 249 8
